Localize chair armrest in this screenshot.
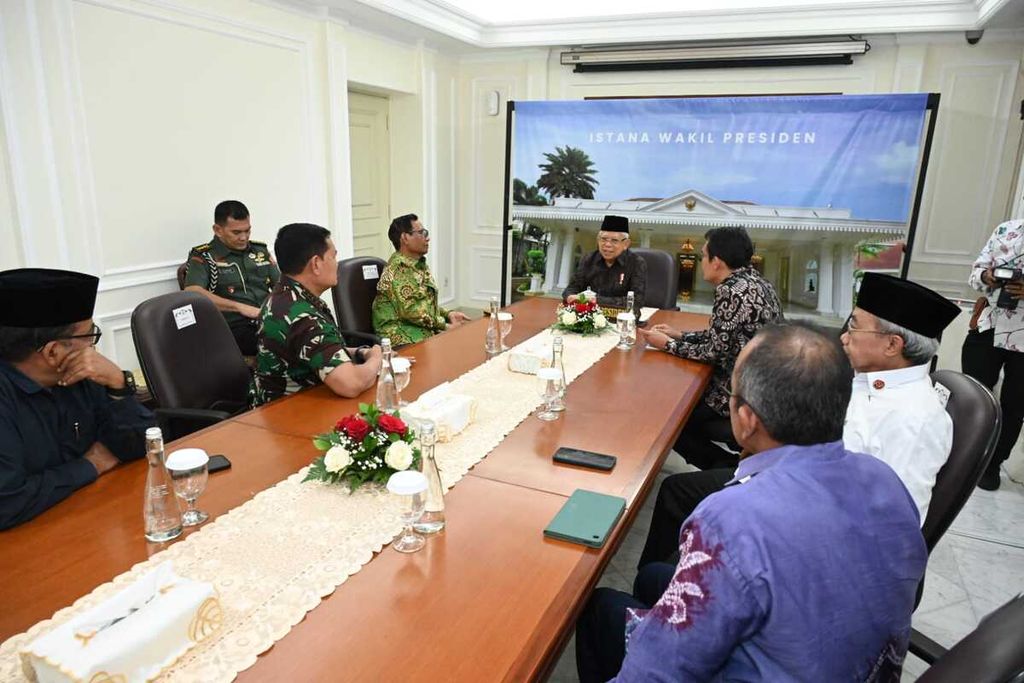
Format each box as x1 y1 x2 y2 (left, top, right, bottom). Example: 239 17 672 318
155 407 233 441
341 330 381 346
908 627 947 665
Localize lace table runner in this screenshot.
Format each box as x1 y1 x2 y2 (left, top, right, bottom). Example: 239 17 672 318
0 327 620 682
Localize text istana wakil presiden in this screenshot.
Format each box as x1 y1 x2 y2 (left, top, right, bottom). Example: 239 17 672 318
587 131 818 145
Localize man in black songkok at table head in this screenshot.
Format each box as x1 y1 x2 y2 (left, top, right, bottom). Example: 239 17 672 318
0 268 154 529
562 215 647 317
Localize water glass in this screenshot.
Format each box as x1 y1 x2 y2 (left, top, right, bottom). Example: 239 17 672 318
387 470 428 553
165 448 210 527
392 356 412 407
536 367 562 421
616 312 636 351
498 312 514 351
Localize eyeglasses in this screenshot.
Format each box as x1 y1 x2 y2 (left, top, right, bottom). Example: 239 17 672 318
842 314 891 336
598 235 628 245
410 228 430 238
726 386 763 421
51 324 103 347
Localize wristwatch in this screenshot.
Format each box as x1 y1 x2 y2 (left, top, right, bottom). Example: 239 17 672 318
354 345 372 364
108 370 137 398
665 339 679 355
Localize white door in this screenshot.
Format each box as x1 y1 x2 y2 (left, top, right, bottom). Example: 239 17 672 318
348 91 391 259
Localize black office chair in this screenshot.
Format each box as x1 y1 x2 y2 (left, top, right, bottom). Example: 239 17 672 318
331 256 386 346
631 247 679 310
176 263 188 290
131 291 251 440
909 370 1001 660
916 594 1024 682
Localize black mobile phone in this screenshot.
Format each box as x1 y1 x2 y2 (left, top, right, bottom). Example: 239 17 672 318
553 447 617 471
208 454 232 473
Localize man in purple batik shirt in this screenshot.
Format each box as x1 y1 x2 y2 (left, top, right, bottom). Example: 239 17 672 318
576 323 927 682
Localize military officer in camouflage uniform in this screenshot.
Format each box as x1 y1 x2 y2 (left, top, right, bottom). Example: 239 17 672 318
184 200 280 355
251 223 382 406
372 213 469 346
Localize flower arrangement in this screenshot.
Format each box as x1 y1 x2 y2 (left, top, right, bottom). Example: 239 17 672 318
304 403 420 490
553 291 609 335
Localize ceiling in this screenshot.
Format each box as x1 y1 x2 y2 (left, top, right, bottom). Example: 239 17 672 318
313 0 1024 49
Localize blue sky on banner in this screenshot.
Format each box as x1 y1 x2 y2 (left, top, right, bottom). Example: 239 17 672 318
513 95 929 222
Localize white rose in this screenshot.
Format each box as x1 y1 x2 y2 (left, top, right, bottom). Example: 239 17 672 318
561 311 577 326
324 445 352 473
593 313 607 329
385 441 414 471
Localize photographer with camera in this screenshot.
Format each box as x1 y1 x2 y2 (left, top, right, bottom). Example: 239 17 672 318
963 218 1024 490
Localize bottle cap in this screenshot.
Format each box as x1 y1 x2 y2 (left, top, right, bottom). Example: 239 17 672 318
145 427 163 440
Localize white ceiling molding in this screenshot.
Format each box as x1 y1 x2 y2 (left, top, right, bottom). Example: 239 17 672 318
308 0 1021 48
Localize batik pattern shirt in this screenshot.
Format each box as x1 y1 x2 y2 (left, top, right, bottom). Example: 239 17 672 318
251 277 350 406
666 267 782 416
563 249 647 317
969 219 1024 351
372 252 450 346
184 236 280 326
615 441 927 682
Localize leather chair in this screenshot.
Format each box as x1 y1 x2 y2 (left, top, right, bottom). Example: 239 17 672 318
176 263 188 290
331 256 386 346
910 370 1001 660
131 291 251 440
631 247 679 310
916 594 1024 682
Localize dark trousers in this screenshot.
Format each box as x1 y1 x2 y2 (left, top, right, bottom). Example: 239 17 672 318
576 562 676 683
228 318 259 356
673 401 740 470
638 468 733 569
961 328 1024 469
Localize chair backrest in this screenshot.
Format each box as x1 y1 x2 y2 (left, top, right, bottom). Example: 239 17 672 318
921 370 1001 552
332 256 387 335
176 263 188 291
131 291 251 410
918 594 1024 683
631 248 679 310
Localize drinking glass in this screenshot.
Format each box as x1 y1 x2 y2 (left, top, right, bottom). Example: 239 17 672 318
392 356 412 407
387 470 428 553
498 312 514 351
536 367 562 421
165 448 210 527
616 311 636 351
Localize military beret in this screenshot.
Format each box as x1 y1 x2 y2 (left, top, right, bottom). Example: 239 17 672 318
856 272 959 339
0 268 99 327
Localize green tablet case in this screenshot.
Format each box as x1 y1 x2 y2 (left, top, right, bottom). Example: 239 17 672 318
543 489 627 548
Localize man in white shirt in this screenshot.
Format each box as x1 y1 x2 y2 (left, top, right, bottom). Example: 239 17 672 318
638 273 959 568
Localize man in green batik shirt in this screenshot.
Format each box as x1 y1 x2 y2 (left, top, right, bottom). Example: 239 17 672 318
184 200 280 355
372 213 469 346
251 223 382 406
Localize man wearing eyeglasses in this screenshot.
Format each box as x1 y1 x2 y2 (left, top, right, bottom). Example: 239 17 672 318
563 215 646 318
0 268 154 529
372 213 469 346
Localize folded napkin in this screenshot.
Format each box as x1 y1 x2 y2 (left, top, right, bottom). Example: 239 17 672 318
402 383 477 443
21 562 221 683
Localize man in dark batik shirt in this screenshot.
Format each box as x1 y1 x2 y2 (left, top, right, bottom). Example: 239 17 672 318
563 215 646 317
639 226 782 470
251 223 382 406
0 268 154 529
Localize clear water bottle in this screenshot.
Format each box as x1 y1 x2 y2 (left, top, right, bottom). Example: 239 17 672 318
550 332 567 411
413 421 445 534
375 337 400 412
143 427 183 543
617 290 637 351
484 296 500 356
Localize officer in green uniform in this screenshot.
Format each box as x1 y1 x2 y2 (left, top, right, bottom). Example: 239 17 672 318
184 200 280 355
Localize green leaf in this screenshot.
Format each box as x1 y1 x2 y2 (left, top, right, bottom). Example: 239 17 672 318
312 436 332 451
389 432 399 442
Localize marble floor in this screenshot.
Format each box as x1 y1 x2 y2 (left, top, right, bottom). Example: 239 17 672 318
547 456 1024 682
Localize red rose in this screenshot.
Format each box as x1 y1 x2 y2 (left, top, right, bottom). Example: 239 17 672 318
574 303 589 314
377 414 407 436
336 415 371 442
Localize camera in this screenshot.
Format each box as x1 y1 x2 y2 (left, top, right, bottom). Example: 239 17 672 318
993 267 1022 310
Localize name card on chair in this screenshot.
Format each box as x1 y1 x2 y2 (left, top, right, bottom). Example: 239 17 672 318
362 265 379 280
173 304 197 330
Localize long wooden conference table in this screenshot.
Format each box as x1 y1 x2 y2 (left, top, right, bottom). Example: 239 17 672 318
0 297 711 681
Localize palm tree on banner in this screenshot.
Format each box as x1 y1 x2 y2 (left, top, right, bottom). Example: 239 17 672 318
513 178 550 206
536 146 599 199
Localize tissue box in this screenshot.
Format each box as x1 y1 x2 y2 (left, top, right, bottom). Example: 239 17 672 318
21 563 221 683
508 342 552 375
402 384 478 443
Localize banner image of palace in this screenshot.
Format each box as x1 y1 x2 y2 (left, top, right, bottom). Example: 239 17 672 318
505 95 933 317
